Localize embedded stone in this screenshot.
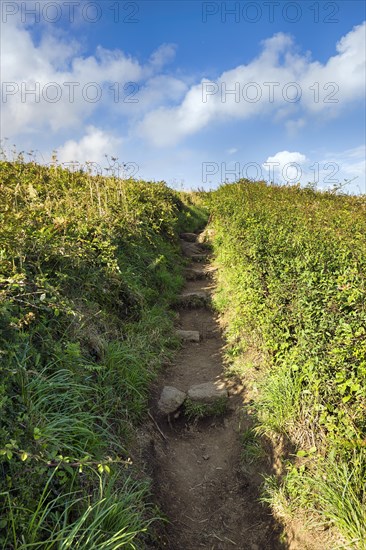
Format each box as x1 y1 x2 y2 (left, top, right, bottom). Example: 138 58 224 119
176 330 200 342
180 232 197 242
191 253 209 262
177 291 210 308
158 386 186 415
184 267 207 281
180 240 203 258
187 382 228 404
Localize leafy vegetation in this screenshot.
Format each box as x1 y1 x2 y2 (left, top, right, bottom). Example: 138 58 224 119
207 180 366 546
3 157 366 546
0 155 208 548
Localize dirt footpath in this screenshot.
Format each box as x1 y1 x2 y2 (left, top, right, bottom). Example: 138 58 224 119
144 233 285 550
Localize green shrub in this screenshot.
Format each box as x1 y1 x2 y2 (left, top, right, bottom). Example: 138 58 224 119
208 180 366 544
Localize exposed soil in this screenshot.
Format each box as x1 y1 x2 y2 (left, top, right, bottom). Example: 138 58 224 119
144 233 286 550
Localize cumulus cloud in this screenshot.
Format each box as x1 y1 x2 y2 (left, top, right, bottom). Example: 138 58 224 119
1 11 365 193
1 21 142 134
0 15 182 137
137 23 366 146
262 146 366 191
57 126 122 168
263 151 308 182
128 75 188 115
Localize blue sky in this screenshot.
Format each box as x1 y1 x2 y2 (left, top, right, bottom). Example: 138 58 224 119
1 0 365 192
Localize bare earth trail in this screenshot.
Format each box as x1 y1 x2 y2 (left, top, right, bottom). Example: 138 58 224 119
147 233 285 550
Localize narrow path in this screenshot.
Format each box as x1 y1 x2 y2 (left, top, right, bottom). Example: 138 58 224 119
149 232 285 550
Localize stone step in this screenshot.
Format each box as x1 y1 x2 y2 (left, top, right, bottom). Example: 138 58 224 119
191 254 209 263
179 232 198 242
176 291 211 308
180 240 204 258
176 329 200 342
187 381 228 404
197 228 214 244
184 267 208 281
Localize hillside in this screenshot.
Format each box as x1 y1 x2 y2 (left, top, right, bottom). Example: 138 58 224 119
0 158 207 548
1 163 366 549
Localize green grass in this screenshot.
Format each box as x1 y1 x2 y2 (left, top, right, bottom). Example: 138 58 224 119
255 364 304 437
307 450 366 547
175 191 209 234
2 471 156 549
184 397 228 421
262 450 366 547
240 428 265 466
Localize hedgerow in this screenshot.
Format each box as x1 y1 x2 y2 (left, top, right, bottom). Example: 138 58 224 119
207 180 366 546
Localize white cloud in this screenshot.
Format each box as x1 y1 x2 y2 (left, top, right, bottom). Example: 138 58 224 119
285 117 306 135
263 151 308 182
1 13 364 192
320 145 366 193
138 23 366 146
128 75 188 115
0 16 181 137
262 146 366 192
148 43 177 71
0 20 142 134
2 17 364 149
57 126 122 168
301 23 366 113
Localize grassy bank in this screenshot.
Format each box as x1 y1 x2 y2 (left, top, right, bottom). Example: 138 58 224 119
207 181 366 547
0 157 208 548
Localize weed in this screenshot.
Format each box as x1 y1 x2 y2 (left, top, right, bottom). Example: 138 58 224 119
240 428 265 465
306 449 366 547
184 397 228 420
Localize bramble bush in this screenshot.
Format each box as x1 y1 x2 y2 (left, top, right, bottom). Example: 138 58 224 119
207 180 366 546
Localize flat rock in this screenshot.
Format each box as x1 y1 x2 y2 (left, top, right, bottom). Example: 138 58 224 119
197 228 215 243
158 386 186 415
176 329 200 342
191 253 209 262
180 232 197 242
188 381 228 404
180 241 203 258
184 267 207 281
